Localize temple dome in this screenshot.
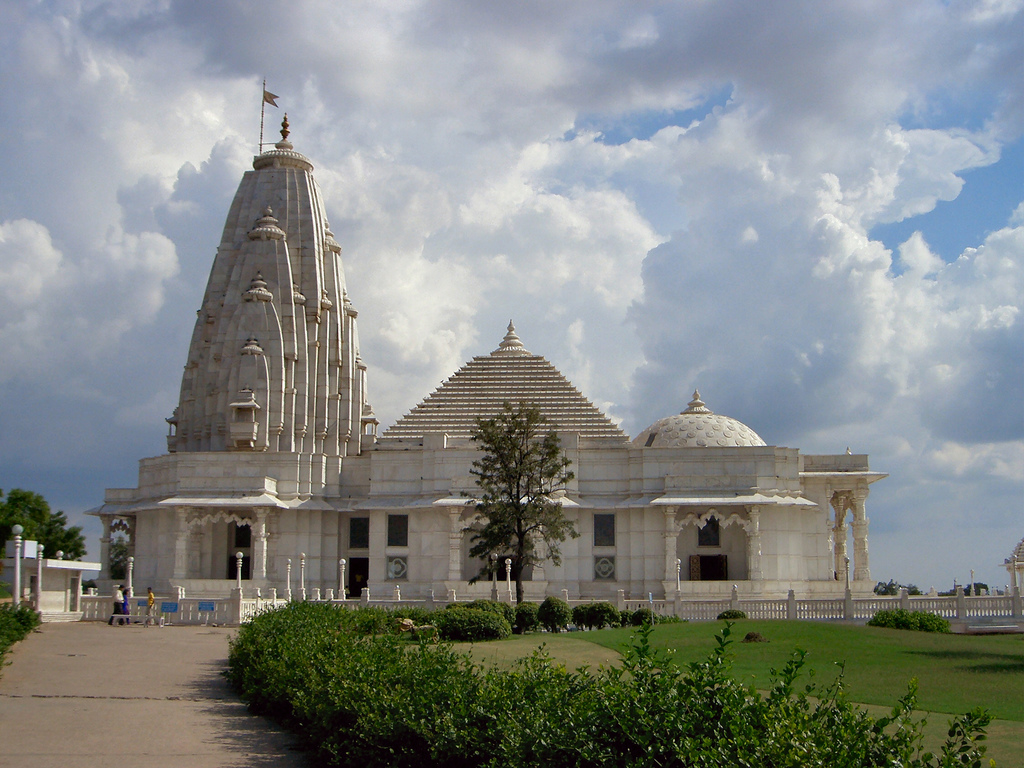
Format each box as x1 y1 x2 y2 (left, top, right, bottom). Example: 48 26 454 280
633 390 766 448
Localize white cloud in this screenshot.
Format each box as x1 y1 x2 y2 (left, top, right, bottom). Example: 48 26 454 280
0 0 1020 592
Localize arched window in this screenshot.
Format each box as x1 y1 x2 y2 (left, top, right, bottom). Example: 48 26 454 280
698 516 720 547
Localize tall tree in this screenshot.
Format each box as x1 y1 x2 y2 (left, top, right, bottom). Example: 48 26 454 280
468 402 577 603
0 488 87 560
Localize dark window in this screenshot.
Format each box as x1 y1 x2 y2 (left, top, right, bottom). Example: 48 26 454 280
233 524 251 548
594 514 615 547
349 517 370 549
698 517 720 547
387 514 409 547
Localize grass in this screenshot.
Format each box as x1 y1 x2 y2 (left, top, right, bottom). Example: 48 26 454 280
458 621 1024 768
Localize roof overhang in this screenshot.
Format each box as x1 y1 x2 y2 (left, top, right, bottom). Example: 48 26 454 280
651 493 817 507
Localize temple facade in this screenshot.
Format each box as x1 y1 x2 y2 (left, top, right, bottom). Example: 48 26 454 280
91 120 885 601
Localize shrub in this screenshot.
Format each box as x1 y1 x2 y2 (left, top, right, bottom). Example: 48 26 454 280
537 596 572 632
514 601 540 634
227 605 990 768
433 606 511 641
572 602 621 630
868 609 951 633
717 609 748 620
463 599 515 626
630 607 654 626
0 604 40 668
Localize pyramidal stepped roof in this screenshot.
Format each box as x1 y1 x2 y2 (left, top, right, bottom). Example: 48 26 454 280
381 323 627 441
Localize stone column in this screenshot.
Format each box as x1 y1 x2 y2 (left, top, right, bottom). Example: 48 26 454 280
746 506 763 581
663 508 679 581
830 492 850 582
173 508 189 580
99 514 114 580
448 509 463 581
253 509 269 580
851 487 870 582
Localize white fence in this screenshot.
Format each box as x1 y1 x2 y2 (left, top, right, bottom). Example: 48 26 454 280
79 586 1022 628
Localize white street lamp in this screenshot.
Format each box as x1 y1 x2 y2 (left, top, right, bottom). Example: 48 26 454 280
505 557 513 602
235 551 244 590
338 559 347 601
11 525 23 606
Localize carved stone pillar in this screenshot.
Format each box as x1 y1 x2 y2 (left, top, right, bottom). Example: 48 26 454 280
173 508 189 580
851 487 870 582
99 514 113 580
663 508 679 581
830 492 851 582
746 506 763 581
188 529 202 578
253 509 269 579
448 509 463 581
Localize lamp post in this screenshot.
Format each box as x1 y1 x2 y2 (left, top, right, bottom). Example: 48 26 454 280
490 553 498 601
844 556 850 593
127 556 135 598
970 569 975 597
675 557 681 592
235 551 244 590
286 558 292 601
299 553 306 600
11 525 23 606
338 559 347 601
504 557 513 603
35 544 44 611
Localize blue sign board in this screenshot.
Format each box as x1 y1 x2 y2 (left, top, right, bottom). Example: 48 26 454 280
160 601 179 613
137 600 147 607
197 601 216 612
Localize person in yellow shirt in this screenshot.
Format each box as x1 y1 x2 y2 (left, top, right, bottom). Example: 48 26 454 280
145 587 156 627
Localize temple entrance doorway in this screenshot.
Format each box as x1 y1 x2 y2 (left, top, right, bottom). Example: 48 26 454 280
225 522 252 580
689 554 728 581
348 557 369 597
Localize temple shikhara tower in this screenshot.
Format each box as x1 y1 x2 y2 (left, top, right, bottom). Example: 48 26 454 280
92 119 885 601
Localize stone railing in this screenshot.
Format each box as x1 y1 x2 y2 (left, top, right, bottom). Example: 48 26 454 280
78 585 1022 628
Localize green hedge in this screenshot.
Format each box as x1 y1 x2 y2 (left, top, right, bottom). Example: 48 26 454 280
571 602 620 630
1 605 41 671
868 609 951 633
717 609 748 620
513 602 539 634
462 599 515 626
537 596 571 632
227 604 989 767
434 607 512 641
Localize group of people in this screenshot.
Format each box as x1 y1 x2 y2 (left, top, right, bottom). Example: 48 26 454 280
108 585 156 626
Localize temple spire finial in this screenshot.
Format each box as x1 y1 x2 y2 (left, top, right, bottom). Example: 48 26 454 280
493 319 528 356
682 389 711 415
275 114 294 151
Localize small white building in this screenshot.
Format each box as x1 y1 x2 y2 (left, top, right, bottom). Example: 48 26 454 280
3 540 99 620
90 119 885 601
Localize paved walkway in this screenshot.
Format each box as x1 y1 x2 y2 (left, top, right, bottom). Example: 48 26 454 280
0 622 308 767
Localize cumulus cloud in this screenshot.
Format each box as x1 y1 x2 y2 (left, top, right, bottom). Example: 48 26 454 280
0 0 1020 590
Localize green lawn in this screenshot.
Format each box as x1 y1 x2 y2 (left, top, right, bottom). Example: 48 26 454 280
460 622 1024 767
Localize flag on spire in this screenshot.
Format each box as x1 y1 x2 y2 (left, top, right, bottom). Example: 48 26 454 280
263 89 279 107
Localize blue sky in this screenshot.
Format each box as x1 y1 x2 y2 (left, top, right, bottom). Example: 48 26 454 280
0 0 1021 591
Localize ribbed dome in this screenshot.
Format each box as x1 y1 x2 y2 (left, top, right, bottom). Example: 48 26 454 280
633 391 766 448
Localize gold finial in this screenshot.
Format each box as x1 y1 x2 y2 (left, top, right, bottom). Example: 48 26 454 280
281 113 290 141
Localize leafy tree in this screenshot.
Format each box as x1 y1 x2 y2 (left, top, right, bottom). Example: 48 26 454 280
109 535 129 580
874 579 922 596
468 402 577 603
0 488 86 561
